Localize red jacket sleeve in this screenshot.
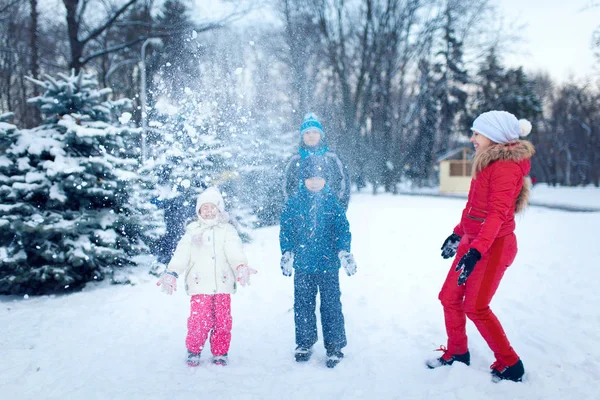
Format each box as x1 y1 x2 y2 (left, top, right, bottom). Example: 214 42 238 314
470 163 522 255
453 222 464 237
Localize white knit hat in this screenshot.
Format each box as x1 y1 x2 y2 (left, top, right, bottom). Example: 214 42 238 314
195 186 225 216
471 110 532 144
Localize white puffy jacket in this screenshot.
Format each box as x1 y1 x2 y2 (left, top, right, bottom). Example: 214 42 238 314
166 187 247 295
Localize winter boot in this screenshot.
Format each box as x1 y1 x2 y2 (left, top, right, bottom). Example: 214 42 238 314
326 350 344 369
294 346 313 362
212 354 228 366
187 351 201 367
490 359 524 383
426 346 470 369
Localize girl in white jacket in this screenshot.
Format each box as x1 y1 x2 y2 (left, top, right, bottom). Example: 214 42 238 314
157 186 256 366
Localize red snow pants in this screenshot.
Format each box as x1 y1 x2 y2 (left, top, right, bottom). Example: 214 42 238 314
185 294 232 356
439 233 519 366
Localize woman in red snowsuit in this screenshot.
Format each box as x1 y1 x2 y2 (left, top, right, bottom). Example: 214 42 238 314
427 111 535 383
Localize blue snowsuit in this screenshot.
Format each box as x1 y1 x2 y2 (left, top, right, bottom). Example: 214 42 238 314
279 185 351 351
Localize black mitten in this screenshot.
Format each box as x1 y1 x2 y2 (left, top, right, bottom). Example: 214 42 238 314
455 248 482 286
441 233 462 259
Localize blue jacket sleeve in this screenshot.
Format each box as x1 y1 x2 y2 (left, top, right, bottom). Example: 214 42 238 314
279 200 296 254
333 200 351 252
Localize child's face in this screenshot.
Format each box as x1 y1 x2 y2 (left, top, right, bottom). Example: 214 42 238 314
302 129 322 147
470 130 495 154
305 177 326 192
200 203 219 219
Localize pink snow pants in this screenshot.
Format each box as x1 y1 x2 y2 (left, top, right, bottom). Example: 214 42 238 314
186 294 232 356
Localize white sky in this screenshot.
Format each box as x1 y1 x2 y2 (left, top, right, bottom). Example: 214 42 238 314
37 0 599 83
195 0 599 83
496 0 599 82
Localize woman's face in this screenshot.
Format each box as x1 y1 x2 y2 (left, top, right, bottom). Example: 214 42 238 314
470 130 495 154
302 129 322 147
304 177 326 192
200 203 219 219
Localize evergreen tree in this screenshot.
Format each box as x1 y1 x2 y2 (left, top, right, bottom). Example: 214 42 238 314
435 5 468 149
410 58 440 186
0 115 19 192
0 71 162 295
498 67 542 121
471 46 505 120
233 41 299 226
154 0 200 100
471 49 542 123
231 115 297 227
144 89 257 248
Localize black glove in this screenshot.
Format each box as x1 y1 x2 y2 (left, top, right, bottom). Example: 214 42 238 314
441 233 461 259
455 248 482 286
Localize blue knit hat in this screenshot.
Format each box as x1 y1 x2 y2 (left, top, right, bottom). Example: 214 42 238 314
300 155 327 180
299 113 324 137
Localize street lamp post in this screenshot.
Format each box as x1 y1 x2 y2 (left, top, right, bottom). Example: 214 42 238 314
140 38 162 163
106 59 138 86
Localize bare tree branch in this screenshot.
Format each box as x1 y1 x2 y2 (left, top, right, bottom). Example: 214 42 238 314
156 20 226 37
81 0 137 45
0 47 66 68
79 35 155 65
0 0 21 15
114 20 154 29
80 16 226 66
77 0 90 25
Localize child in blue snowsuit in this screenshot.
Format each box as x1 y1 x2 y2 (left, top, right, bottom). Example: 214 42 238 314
279 155 357 368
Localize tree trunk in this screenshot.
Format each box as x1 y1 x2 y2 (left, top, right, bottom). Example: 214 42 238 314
63 0 138 72
29 0 39 79
29 0 41 125
63 0 83 72
5 21 15 113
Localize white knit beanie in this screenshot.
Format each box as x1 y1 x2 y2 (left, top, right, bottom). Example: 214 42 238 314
471 110 532 144
195 186 225 216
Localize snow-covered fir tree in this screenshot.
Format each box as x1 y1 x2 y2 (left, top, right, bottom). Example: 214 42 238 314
0 71 162 295
196 34 297 228
144 90 258 244
153 0 201 101
230 112 297 227
142 26 298 250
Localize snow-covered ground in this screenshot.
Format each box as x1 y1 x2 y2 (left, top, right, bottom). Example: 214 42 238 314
395 183 600 211
1 193 599 400
529 184 600 209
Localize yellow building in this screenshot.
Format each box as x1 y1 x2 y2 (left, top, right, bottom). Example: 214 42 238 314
437 147 474 194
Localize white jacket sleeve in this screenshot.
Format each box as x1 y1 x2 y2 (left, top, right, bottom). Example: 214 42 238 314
167 234 192 276
224 224 247 272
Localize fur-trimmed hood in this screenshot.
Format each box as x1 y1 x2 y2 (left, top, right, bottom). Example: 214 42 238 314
473 140 536 213
473 140 535 175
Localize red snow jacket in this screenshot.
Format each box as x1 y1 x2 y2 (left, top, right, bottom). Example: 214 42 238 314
454 141 535 255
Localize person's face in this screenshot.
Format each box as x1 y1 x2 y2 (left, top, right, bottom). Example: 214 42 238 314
304 177 326 192
470 130 495 154
302 129 322 147
200 203 219 219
